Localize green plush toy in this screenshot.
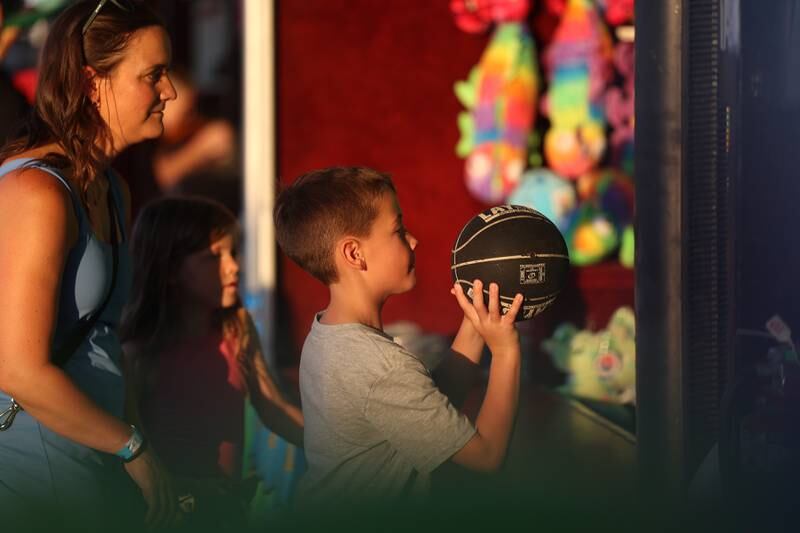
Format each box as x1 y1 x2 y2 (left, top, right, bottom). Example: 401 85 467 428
541 306 636 404
619 224 634 268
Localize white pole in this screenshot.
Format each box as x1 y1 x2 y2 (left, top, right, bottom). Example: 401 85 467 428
243 0 276 364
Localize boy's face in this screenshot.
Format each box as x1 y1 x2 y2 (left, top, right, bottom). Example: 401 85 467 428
360 192 418 298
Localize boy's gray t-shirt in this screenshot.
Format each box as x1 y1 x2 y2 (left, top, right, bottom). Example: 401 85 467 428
297 314 476 507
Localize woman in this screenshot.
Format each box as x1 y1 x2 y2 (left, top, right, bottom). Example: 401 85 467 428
0 1 179 530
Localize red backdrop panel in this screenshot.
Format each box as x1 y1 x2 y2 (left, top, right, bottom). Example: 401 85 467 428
277 0 490 350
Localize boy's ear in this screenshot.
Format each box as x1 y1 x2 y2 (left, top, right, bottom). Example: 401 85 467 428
340 238 367 271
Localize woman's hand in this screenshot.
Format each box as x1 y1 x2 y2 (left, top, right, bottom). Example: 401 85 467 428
451 280 522 356
124 449 179 529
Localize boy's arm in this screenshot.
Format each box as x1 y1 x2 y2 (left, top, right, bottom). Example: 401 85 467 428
448 281 523 472
433 318 484 409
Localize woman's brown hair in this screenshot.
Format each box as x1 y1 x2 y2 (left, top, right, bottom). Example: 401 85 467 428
0 0 164 210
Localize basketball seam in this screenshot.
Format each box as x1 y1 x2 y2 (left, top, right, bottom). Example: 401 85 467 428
452 215 554 254
451 253 570 270
453 279 561 302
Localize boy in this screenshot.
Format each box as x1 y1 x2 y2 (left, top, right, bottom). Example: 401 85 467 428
274 167 523 508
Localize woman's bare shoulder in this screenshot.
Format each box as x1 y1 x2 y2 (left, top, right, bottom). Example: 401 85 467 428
0 164 73 223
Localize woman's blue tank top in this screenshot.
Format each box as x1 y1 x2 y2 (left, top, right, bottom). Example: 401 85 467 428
0 158 132 417
0 158 141 528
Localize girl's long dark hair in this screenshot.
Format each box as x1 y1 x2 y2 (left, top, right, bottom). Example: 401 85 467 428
120 195 241 353
0 0 163 209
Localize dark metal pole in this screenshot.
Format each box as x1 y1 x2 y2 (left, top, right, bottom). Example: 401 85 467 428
634 0 687 496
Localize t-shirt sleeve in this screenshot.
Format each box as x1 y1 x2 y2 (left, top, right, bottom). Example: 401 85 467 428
364 359 476 474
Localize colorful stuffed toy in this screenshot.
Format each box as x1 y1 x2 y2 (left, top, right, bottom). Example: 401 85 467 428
563 202 618 266
619 224 634 268
508 167 576 233
562 167 634 265
451 0 531 32
576 167 634 232
453 0 540 204
596 0 635 27
540 0 612 179
605 41 634 176
542 306 636 404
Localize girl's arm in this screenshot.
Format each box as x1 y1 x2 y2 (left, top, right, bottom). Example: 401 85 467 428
241 311 304 447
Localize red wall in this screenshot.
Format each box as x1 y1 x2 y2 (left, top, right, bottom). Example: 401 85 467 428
277 1 492 349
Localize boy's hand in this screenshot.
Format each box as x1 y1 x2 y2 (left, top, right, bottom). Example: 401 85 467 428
451 280 522 355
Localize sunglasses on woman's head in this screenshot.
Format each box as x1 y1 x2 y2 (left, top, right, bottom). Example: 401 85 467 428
82 0 136 35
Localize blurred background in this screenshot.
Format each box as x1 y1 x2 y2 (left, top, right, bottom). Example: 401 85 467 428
11 1 799 530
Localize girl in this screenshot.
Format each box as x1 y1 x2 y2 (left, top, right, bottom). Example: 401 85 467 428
121 196 304 528
0 1 178 530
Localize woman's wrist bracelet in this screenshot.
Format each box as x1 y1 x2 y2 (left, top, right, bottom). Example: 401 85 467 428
115 425 147 463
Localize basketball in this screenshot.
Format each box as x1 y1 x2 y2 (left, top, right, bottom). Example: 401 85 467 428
451 205 570 321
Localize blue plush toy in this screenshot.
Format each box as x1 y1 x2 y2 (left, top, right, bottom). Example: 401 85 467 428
508 168 577 233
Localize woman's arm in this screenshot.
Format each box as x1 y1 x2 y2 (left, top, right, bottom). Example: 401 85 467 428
240 311 304 447
0 168 133 451
0 168 177 527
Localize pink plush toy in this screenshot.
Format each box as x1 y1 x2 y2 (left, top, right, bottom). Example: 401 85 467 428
604 41 634 176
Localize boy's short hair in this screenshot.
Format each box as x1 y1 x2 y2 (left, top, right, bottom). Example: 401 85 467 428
274 166 396 284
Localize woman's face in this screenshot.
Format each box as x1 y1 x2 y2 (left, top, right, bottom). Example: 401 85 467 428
95 25 177 151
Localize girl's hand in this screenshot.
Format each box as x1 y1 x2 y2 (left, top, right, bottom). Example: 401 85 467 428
124 448 179 529
451 280 522 356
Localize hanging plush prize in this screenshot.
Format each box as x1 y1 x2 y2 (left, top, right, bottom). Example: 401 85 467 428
541 0 612 179
605 41 634 177
596 0 635 27
576 166 634 233
508 167 576 233
452 0 540 204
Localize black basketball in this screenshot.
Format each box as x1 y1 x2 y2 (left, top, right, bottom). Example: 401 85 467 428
451 205 569 322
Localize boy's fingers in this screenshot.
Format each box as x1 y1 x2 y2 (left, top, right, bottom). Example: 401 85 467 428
487 282 499 318
452 283 478 320
471 279 486 315
504 293 524 323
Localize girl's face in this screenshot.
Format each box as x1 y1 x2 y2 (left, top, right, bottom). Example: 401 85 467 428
95 25 177 151
176 233 240 311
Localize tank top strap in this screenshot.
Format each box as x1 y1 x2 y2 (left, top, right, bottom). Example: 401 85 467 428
105 168 127 242
0 157 87 234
